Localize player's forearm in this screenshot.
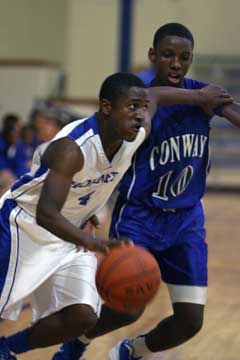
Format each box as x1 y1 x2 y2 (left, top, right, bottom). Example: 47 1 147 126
148 86 234 110
36 205 93 248
221 102 240 128
149 87 207 106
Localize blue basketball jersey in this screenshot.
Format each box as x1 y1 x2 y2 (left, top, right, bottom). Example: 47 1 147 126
118 78 213 209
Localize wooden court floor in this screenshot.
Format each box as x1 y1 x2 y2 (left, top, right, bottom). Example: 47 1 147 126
1 191 240 360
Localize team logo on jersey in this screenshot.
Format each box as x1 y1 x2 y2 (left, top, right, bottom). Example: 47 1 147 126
149 133 208 200
72 171 119 188
150 133 208 169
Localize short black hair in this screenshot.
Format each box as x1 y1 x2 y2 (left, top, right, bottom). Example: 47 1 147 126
153 23 194 49
2 113 20 138
99 72 146 104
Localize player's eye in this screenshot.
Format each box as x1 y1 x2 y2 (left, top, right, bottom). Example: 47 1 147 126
163 51 173 58
181 54 191 61
129 104 137 111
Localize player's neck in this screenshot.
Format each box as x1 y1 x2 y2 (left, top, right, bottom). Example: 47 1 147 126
103 141 123 162
151 78 184 88
96 112 123 162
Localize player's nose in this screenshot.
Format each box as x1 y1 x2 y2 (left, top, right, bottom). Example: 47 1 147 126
135 107 145 122
170 56 181 69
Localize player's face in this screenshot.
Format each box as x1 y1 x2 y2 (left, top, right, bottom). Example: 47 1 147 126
149 36 193 87
110 87 149 142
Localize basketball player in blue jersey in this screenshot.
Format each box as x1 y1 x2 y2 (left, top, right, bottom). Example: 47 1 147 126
52 24 240 360
0 72 229 359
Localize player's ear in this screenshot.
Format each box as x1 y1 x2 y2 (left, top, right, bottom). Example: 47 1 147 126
101 98 112 115
190 53 194 65
148 48 157 64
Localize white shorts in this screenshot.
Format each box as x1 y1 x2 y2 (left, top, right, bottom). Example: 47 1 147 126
0 198 101 322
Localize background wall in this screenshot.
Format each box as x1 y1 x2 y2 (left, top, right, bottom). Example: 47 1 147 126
64 0 240 97
0 0 67 64
65 0 119 98
133 0 238 66
0 0 239 97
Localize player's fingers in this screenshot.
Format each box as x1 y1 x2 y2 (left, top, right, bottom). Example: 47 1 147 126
220 94 233 100
220 97 234 104
208 84 226 91
89 214 101 228
81 220 94 233
89 240 109 254
120 238 134 246
107 238 134 248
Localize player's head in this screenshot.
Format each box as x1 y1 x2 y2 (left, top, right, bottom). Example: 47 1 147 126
32 110 64 142
2 113 22 144
99 72 149 142
149 23 194 87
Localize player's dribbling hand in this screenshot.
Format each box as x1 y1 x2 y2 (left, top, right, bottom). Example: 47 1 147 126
81 235 133 255
81 215 101 233
106 237 134 249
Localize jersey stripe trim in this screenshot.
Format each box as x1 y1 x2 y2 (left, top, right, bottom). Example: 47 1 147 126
0 200 21 316
11 163 48 193
126 153 137 200
74 129 95 146
114 152 138 236
67 114 98 142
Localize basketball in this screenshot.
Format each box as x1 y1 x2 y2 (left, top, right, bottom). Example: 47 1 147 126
96 245 161 313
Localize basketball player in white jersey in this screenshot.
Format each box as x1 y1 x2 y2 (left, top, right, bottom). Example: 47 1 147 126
0 72 232 359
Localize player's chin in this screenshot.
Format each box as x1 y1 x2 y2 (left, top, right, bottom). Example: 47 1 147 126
124 133 138 142
124 129 140 142
167 77 182 87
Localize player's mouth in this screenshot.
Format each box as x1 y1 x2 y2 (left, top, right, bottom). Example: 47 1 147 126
168 73 181 85
131 124 141 134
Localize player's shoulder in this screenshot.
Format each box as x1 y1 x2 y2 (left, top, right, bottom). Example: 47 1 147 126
42 137 84 175
137 68 155 86
183 77 208 90
51 114 99 146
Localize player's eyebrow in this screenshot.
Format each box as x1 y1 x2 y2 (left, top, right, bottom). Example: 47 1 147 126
127 97 150 104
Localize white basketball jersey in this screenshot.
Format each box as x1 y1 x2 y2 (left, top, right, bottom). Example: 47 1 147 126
10 114 146 227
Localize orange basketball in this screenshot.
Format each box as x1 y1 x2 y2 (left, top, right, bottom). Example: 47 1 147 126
96 245 161 313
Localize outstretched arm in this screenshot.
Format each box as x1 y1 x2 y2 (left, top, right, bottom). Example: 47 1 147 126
220 102 240 128
147 85 233 119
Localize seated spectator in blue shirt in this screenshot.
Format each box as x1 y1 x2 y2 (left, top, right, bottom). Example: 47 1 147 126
0 114 29 189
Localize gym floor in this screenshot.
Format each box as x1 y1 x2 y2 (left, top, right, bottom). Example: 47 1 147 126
1 191 240 360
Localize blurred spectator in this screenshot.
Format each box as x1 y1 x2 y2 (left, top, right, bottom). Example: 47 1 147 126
31 109 64 143
29 98 82 143
29 98 82 145
0 106 79 196
0 113 29 192
19 124 36 170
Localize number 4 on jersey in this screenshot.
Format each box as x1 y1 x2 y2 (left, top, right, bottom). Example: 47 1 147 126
78 191 96 205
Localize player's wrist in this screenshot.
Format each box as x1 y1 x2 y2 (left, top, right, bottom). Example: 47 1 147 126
193 89 206 106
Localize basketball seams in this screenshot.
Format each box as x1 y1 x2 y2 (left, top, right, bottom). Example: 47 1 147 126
106 267 160 290
134 247 154 272
96 245 161 312
97 251 136 285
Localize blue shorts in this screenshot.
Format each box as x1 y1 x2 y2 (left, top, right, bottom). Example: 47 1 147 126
110 197 208 286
